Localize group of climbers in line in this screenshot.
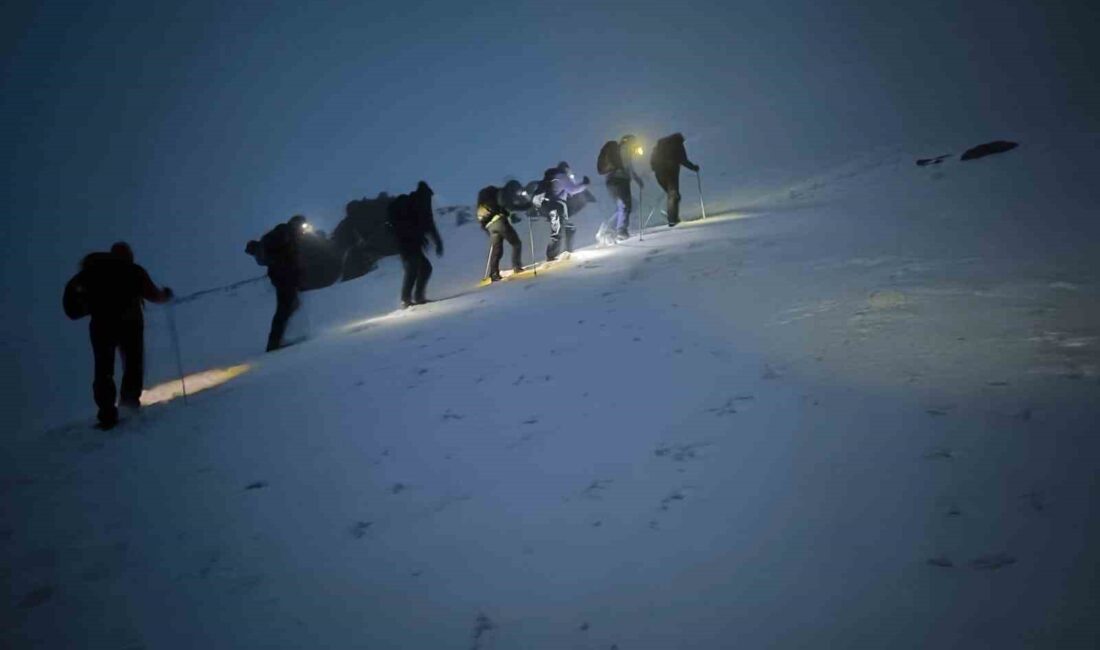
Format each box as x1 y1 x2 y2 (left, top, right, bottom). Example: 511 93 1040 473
598 132 700 241
65 134 699 428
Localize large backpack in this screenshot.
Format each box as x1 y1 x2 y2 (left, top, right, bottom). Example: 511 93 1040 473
62 272 90 320
596 140 621 175
260 223 295 265
386 194 419 239
650 133 682 171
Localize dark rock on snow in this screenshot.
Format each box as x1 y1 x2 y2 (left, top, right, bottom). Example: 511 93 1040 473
960 140 1019 161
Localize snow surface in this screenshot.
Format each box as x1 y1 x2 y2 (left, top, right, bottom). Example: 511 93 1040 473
4 135 1100 648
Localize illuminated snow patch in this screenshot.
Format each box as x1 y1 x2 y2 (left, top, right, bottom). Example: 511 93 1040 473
342 299 463 334
141 364 251 405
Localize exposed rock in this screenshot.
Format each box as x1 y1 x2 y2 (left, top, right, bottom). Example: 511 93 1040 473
960 140 1018 161
916 154 950 167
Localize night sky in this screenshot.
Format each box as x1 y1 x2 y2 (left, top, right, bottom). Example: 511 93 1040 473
2 0 1097 427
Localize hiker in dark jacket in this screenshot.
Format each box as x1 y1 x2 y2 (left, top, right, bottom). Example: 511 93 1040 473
476 185 524 281
67 242 173 428
387 181 443 308
541 162 590 260
649 133 700 227
255 215 308 352
601 134 645 240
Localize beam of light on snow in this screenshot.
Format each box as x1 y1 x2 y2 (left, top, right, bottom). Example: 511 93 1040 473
141 364 251 406
340 299 464 335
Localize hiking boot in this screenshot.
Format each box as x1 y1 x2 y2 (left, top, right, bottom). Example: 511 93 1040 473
97 407 119 429
615 229 630 241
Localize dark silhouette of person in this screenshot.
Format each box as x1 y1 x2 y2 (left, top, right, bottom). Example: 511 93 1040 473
541 162 590 260
66 242 172 428
261 215 307 352
477 184 523 281
649 133 700 227
387 181 443 308
600 134 645 240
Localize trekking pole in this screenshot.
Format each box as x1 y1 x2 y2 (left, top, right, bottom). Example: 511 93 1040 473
641 204 658 234
483 243 493 280
167 299 188 404
696 170 708 220
637 182 644 241
525 213 538 277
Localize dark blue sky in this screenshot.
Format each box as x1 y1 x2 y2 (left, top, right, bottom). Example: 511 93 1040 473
1 0 1097 343
3 0 1097 292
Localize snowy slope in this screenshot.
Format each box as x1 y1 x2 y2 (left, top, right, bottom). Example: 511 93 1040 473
4 134 1100 648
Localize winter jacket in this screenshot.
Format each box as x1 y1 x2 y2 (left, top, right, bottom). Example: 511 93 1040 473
388 182 443 251
650 133 699 175
73 253 170 320
476 185 508 228
549 168 590 201
608 141 644 186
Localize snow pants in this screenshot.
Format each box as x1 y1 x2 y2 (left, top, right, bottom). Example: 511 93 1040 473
487 218 522 278
90 315 144 424
267 280 300 352
656 169 682 225
398 240 433 304
606 177 633 233
544 199 575 260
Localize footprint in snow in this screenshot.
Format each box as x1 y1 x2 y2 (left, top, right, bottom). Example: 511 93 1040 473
659 488 691 511
707 398 738 416
581 479 613 500
349 521 373 539
442 410 464 421
470 613 495 649
391 483 407 494
654 442 710 461
18 585 55 609
927 556 954 568
245 481 268 490
1019 491 1047 513
762 364 781 380
923 448 954 460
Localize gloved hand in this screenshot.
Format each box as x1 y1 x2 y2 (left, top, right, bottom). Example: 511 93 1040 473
435 242 444 257
582 175 590 185
690 163 701 172
163 287 175 300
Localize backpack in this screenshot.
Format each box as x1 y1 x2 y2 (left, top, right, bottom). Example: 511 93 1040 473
63 272 90 320
650 133 682 171
535 168 556 197
386 194 419 238
596 140 621 175
260 223 295 264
